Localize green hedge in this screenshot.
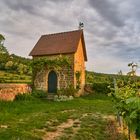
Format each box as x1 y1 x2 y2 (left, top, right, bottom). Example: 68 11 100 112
32 90 47 98
92 82 111 94
15 94 34 101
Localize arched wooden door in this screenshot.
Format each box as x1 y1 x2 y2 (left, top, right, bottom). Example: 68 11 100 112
48 71 57 93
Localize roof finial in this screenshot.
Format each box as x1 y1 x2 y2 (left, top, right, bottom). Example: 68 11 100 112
79 22 84 30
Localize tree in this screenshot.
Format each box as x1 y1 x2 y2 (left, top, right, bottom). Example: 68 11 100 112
0 34 5 43
17 63 27 75
5 61 13 70
0 34 8 54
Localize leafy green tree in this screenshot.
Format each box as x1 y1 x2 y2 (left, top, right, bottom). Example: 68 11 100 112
17 63 24 74
23 65 28 74
0 34 32 75
0 34 8 54
5 61 13 70
0 34 5 43
110 80 140 139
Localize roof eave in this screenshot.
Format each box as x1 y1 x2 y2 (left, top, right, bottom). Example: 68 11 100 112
30 52 76 57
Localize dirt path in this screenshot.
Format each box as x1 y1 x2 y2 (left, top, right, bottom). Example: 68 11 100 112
43 119 80 140
104 115 126 140
42 113 126 140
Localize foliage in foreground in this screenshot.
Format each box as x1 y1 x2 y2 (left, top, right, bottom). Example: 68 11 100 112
109 79 140 139
15 93 35 101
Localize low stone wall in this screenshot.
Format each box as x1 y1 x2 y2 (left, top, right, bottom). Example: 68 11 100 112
0 84 32 101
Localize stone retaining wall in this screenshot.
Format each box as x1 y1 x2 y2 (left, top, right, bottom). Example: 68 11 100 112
0 84 32 101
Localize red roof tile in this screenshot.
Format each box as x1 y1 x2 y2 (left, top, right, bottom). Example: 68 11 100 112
29 30 87 61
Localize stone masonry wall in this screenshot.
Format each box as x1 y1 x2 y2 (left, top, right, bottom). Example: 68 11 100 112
34 69 47 91
0 84 31 101
33 54 75 92
58 67 74 89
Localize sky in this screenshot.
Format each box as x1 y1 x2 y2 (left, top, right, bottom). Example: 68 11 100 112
0 0 140 75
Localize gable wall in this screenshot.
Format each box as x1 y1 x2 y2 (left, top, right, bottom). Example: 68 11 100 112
74 38 85 94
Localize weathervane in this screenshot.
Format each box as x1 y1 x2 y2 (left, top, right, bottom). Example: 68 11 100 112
79 22 84 30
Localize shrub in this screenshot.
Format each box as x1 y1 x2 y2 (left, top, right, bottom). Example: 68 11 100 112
9 77 14 80
57 85 77 97
92 82 111 94
32 90 47 98
15 93 34 101
0 78 5 83
20 76 26 80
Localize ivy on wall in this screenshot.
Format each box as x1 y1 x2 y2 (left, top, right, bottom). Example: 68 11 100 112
32 56 71 70
75 71 81 89
32 55 71 83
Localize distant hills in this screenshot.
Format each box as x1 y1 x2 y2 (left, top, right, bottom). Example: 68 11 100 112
86 70 140 84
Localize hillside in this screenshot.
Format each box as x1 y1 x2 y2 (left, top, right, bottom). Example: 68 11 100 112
0 53 32 83
86 71 140 94
86 71 140 84
0 70 31 83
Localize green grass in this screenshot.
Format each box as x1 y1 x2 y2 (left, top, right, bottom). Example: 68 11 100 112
0 93 126 140
0 70 31 83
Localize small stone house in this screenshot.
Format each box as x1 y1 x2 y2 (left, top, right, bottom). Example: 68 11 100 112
29 29 87 95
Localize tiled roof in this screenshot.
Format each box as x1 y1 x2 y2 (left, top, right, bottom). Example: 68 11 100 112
29 30 87 61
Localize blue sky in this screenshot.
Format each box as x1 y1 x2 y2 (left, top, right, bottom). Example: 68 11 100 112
0 0 140 75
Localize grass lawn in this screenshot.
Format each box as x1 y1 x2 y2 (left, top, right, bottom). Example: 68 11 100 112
0 93 126 140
